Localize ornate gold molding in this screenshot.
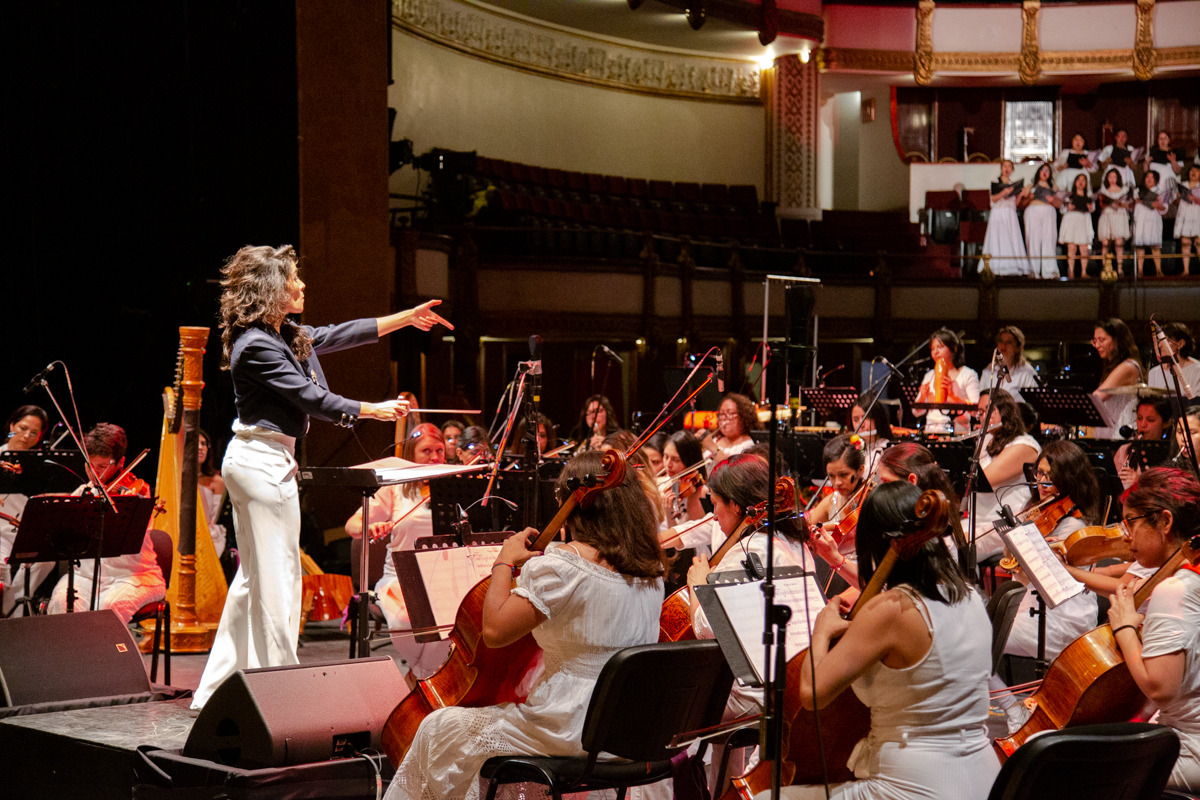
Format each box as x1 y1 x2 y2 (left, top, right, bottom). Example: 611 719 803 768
1019 0 1041 85
914 0 935 86
391 0 762 103
821 47 914 74
1134 0 1157 81
820 45 1197 78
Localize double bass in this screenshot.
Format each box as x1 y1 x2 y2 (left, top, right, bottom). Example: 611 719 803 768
381 449 627 765
658 477 796 643
723 489 953 798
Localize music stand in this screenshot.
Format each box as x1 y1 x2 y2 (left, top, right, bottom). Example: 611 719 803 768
924 441 994 499
393 532 510 644
8 494 154 612
1021 387 1107 431
428 471 557 537
0 449 88 496
798 387 858 423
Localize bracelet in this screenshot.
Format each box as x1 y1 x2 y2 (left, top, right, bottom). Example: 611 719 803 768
834 555 847 571
493 562 515 572
1112 624 1138 637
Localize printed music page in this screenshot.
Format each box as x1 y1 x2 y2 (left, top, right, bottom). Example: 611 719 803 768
708 574 826 686
350 456 488 484
999 522 1084 609
411 544 503 625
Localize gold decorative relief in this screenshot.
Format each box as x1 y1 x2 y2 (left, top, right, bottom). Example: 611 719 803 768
820 48 914 73
914 0 935 86
820 46 1191 79
1019 0 1041 85
1133 0 1157 81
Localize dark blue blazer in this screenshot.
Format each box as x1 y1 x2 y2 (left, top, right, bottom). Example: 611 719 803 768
229 319 378 438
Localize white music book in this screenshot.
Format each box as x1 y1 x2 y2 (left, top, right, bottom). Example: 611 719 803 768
695 569 826 687
999 522 1085 609
396 543 503 634
352 456 489 484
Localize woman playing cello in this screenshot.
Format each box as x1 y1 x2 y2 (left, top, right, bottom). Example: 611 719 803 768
792 480 999 800
384 450 667 800
1107 467 1200 793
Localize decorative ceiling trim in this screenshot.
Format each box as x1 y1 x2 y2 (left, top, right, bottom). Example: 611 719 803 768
1019 0 1041 85
914 0 936 86
1133 0 1157 81
820 45 1197 78
392 0 763 104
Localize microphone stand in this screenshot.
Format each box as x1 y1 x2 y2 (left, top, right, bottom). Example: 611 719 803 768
961 354 1004 585
1151 319 1200 476
762 398 790 800
523 335 542 530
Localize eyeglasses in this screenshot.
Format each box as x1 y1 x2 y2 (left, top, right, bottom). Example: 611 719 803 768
717 412 739 420
1122 513 1152 527
1034 468 1053 483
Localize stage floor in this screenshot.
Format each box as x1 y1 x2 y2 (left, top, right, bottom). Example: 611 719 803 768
0 622 407 799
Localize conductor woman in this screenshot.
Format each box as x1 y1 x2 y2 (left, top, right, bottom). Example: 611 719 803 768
192 244 452 709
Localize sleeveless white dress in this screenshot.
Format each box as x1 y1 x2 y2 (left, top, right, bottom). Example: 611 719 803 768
775 587 1000 800
982 189 1029 276
384 545 663 800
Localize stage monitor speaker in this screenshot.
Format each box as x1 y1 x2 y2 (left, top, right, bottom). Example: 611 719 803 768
183 657 409 768
0 609 151 707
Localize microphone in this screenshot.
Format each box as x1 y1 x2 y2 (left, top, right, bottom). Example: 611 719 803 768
715 352 725 392
1119 425 1135 439
23 362 55 394
598 344 624 364
874 357 904 377
999 504 1018 528
909 355 933 367
818 364 845 384
527 335 543 403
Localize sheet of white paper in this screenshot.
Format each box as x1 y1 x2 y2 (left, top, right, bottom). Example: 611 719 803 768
1000 522 1084 609
409 544 504 625
712 574 826 685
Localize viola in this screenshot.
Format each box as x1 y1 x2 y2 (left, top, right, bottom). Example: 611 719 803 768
995 531 1200 759
1056 523 1133 567
724 489 953 797
381 450 628 766
658 477 796 643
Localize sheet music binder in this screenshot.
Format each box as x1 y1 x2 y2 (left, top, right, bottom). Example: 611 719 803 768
694 566 825 688
0 449 88 496
998 522 1085 610
393 532 509 643
1021 387 1107 429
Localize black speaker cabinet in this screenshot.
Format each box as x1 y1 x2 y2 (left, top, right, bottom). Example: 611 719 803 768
0 609 151 707
183 657 409 768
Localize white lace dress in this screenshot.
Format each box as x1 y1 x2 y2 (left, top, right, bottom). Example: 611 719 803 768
384 545 664 800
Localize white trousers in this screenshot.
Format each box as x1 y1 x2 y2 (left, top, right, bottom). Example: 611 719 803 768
192 422 301 709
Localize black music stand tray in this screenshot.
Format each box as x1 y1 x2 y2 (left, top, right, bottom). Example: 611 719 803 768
799 387 859 422
1021 386 1107 431
924 440 994 499
8 494 154 613
0 449 88 496
428 471 557 537
897 383 975 430
393 532 510 644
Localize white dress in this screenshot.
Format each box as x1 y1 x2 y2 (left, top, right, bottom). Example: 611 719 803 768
1133 186 1167 247
1058 199 1094 246
1097 146 1136 190
1139 569 1200 792
917 366 980 434
1004 515 1099 660
971 433 1042 561
1024 201 1061 279
775 587 1000 800
979 361 1039 403
384 546 664 800
1054 149 1097 199
982 189 1029 276
1097 185 1132 242
1147 150 1180 195
1176 183 1200 238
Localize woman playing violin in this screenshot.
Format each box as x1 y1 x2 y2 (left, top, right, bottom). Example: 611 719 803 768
344 423 452 678
793 480 999 800
971 389 1041 561
384 450 667 800
662 431 709 525
1107 467 1200 793
807 434 867 561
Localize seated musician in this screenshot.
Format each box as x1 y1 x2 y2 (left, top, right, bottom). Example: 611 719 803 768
46 423 166 624
1115 396 1174 489
1107 467 1200 793
511 412 557 458
383 451 666 800
642 431 668 478
979 325 1040 403
807 435 866 561
601 430 666 529
343 422 452 679
971 389 1041 561
849 392 893 476
914 328 980 434
661 430 709 532
794 480 1000 800
439 419 465 464
1091 318 1145 440
1171 408 1200 478
702 392 758 463
569 394 619 454
1148 321 1200 395
454 425 493 464
1 404 52 616
685 453 815 784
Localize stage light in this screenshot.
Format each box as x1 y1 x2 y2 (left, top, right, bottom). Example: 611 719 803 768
686 2 706 30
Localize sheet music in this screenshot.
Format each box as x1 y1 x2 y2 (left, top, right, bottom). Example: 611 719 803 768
710 574 826 685
351 456 489 484
999 522 1084 609
408 544 503 624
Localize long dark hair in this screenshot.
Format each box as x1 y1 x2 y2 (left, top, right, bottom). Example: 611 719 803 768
878 442 958 506
667 430 704 470
855 481 967 605
852 394 893 440
1095 318 1142 381
982 389 1028 458
218 245 313 368
197 428 220 478
708 452 769 513
558 451 666 579
1036 440 1102 525
574 394 619 438
823 433 865 473
931 327 966 368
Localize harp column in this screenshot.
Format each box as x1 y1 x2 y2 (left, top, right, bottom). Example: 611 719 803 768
765 52 821 221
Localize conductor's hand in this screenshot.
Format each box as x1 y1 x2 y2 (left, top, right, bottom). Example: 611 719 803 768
403 299 454 332
361 398 410 421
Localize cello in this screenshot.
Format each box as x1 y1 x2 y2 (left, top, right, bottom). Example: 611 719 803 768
994 530 1200 758
381 449 627 766
723 489 953 797
658 477 796 643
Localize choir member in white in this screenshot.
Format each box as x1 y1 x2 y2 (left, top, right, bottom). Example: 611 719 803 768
981 159 1030 277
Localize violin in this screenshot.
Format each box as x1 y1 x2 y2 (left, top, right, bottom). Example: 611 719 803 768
658 477 796 643
823 479 874 546
724 489 953 797
996 494 1082 573
381 450 628 766
996 531 1200 759
1055 522 1133 567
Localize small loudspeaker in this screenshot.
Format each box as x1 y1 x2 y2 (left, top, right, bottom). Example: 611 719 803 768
184 657 409 768
0 609 151 707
